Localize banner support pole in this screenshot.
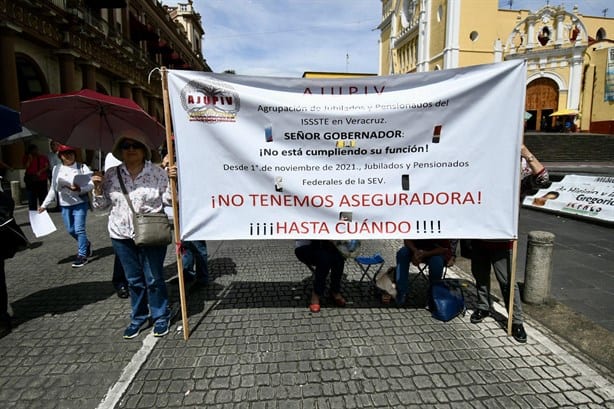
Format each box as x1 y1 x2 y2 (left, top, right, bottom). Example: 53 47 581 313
161 67 190 341
507 239 518 336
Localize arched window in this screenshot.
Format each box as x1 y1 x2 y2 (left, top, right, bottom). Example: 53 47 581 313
16 54 48 101
596 28 606 41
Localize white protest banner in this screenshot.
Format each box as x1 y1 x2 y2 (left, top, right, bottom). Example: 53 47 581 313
167 60 526 240
523 174 614 224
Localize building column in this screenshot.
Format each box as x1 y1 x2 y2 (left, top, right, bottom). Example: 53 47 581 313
132 87 146 110
555 12 565 46
443 0 460 69
56 50 80 92
567 48 583 110
0 23 25 169
118 80 134 100
0 23 21 109
418 0 431 72
81 62 99 91
526 15 536 50
148 95 159 118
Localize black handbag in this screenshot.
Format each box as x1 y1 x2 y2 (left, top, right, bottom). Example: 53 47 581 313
0 190 30 259
0 218 30 259
117 171 171 247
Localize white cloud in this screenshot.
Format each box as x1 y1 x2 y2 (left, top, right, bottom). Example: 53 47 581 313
194 0 381 77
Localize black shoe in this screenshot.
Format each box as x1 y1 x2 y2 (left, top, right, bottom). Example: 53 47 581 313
512 323 527 343
71 256 88 268
116 286 129 299
470 309 490 323
0 319 11 338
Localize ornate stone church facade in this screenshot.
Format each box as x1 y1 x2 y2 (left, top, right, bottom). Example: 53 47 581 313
378 0 613 133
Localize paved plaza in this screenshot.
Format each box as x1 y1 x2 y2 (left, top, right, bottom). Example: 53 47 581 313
0 206 612 408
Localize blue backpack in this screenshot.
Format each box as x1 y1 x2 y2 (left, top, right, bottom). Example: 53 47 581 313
430 280 466 322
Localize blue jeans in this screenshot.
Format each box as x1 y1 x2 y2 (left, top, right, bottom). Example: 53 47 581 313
60 201 90 257
112 255 128 290
111 239 169 326
182 241 208 283
395 246 445 305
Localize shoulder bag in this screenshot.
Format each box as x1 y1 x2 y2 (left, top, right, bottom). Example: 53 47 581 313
429 279 466 322
117 171 171 247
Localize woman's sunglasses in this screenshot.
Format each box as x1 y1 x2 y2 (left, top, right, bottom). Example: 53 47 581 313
120 141 143 150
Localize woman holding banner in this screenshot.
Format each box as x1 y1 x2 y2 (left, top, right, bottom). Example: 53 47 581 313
470 144 549 343
91 130 173 339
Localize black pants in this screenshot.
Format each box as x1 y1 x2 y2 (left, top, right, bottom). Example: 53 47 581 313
0 259 10 324
295 241 345 297
26 180 47 210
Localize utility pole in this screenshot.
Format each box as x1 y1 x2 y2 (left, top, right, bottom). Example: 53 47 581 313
346 53 349 73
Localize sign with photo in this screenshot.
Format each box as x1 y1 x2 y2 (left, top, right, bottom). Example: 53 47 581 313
523 174 614 224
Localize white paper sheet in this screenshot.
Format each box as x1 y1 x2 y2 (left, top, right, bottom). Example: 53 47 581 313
28 210 57 238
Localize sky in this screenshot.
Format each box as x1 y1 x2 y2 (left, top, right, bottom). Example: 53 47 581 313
184 0 612 78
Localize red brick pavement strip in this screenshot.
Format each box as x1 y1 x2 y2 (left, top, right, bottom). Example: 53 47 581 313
0 208 612 408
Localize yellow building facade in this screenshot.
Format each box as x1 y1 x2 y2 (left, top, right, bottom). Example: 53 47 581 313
379 0 614 133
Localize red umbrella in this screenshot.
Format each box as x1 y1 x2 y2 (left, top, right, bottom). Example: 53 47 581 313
20 89 165 153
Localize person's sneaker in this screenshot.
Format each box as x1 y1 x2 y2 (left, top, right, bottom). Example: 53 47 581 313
123 321 146 339
87 241 93 257
71 256 88 268
470 309 490 323
153 319 170 337
512 323 527 343
116 286 129 299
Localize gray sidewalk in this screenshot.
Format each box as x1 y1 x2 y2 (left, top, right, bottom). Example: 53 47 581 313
1 207 612 408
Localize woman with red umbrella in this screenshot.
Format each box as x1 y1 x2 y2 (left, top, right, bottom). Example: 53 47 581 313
91 129 172 339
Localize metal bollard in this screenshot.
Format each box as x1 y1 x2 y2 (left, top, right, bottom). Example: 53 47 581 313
523 230 555 304
10 180 21 205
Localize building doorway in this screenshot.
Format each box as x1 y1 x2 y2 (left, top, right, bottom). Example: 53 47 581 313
526 78 558 132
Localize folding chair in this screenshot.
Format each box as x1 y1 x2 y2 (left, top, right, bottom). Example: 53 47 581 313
354 253 385 289
409 262 447 286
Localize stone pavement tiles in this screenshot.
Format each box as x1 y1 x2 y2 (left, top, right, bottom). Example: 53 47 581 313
0 210 612 408
118 240 613 409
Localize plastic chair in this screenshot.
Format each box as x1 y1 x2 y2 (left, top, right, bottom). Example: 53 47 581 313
354 253 385 288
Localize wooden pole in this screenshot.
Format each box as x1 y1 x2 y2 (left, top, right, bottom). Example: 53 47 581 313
160 67 190 341
507 240 518 336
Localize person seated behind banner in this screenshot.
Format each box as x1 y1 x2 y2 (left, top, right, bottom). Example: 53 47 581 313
295 240 346 313
447 239 459 267
182 241 209 285
386 239 451 306
160 151 209 286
